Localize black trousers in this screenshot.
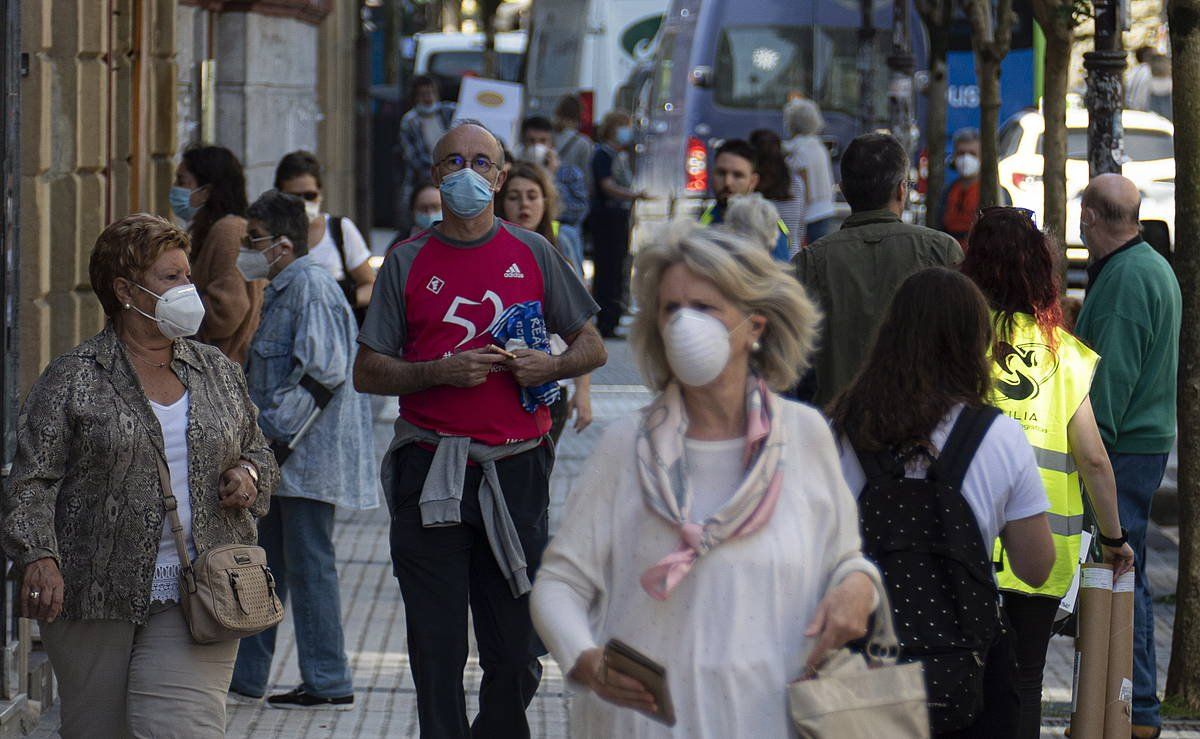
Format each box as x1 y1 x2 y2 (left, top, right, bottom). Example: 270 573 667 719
591 208 631 334
934 626 1021 739
389 443 553 738
1003 592 1062 739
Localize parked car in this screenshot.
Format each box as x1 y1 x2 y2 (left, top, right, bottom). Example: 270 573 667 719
412 31 527 103
998 105 1175 275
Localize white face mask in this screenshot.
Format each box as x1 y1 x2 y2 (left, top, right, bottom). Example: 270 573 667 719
236 240 284 282
305 199 322 223
662 308 746 387
955 153 981 178
131 284 205 339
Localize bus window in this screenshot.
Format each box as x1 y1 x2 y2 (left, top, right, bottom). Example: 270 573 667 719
812 26 888 119
714 26 811 110
429 51 523 86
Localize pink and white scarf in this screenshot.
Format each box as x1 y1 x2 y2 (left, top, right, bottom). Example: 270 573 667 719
637 378 787 600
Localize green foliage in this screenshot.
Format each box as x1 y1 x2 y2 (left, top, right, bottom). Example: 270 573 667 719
1161 695 1200 719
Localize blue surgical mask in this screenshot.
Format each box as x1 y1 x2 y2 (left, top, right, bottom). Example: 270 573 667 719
616 126 633 146
439 169 496 219
169 186 200 222
415 211 442 230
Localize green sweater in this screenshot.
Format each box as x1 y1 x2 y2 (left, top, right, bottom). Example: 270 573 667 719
1074 241 1181 454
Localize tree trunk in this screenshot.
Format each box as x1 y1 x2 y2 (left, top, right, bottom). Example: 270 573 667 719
965 0 1013 208
923 1 951 228
481 0 501 78
1166 0 1200 712
1041 26 1072 249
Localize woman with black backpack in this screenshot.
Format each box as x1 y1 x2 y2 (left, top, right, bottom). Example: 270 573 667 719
829 267 1056 739
274 151 375 322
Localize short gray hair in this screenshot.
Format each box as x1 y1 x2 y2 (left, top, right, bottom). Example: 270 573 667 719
247 189 308 255
783 98 824 137
630 220 820 392
724 193 782 254
952 127 981 146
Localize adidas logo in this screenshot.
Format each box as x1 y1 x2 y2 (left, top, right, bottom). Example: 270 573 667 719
504 263 525 279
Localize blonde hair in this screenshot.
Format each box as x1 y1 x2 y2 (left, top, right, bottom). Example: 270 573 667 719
89 213 192 316
630 220 820 392
724 193 782 254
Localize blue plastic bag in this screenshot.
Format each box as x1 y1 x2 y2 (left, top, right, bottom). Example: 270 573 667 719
488 300 561 413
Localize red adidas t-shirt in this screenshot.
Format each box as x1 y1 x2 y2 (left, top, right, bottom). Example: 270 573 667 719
360 220 597 445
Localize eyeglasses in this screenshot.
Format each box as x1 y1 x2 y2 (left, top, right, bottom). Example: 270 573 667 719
438 154 498 175
980 206 1038 226
241 233 278 250
288 191 320 202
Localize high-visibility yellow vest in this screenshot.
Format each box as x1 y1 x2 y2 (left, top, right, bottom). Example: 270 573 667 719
552 220 561 238
989 311 1099 597
699 204 789 237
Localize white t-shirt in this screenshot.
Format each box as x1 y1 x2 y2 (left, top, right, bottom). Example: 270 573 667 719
150 392 197 604
838 405 1049 546
684 436 745 522
309 214 371 281
785 135 836 222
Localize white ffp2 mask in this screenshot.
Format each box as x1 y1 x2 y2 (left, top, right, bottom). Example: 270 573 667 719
663 308 742 387
132 284 205 339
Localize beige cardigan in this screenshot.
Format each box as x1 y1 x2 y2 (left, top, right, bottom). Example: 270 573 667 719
191 214 264 364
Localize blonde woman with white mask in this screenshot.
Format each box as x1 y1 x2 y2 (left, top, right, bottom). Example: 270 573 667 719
531 222 883 737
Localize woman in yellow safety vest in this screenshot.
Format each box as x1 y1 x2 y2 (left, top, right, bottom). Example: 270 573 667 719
961 207 1135 739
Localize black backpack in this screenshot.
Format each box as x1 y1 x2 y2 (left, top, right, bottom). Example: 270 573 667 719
854 405 1005 733
329 216 367 327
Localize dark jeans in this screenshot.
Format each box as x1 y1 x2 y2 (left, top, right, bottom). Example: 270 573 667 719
933 627 1020 739
1111 451 1170 728
231 496 353 698
591 208 631 334
389 443 552 738
1003 592 1062 739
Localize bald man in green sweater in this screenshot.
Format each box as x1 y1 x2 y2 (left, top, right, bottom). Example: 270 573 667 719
1075 173 1181 739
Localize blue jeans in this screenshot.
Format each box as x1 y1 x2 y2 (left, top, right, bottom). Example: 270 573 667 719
557 223 585 277
231 496 353 698
1111 451 1170 728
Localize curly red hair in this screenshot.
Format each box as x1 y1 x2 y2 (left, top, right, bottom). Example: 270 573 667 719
960 208 1063 348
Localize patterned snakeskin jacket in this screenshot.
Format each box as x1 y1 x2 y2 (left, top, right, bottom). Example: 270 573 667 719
1 326 279 624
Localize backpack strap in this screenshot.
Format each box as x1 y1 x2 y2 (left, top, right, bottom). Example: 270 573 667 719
929 405 1002 489
329 216 348 269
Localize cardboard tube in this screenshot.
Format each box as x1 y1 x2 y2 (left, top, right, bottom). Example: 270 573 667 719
1103 569 1135 739
1070 563 1114 739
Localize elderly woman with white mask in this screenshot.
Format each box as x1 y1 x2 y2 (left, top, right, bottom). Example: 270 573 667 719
531 222 882 737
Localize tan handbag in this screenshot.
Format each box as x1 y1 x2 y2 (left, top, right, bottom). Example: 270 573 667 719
155 455 284 644
788 578 931 739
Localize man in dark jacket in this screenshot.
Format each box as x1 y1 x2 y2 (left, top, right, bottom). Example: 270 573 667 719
794 133 963 407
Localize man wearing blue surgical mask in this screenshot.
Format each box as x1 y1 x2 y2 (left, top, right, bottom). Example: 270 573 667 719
230 190 376 710
399 75 457 234
355 121 606 738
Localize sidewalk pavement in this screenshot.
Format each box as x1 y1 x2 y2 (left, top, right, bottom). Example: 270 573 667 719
27 337 1200 737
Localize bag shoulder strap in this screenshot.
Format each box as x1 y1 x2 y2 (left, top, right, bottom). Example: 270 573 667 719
928 405 1001 489
329 216 347 267
154 453 193 576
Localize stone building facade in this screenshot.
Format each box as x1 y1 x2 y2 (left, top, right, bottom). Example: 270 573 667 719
17 0 358 390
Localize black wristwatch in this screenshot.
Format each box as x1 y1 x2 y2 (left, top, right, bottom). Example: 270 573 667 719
1098 527 1128 548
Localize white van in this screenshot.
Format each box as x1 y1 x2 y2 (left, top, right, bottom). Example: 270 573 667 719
412 31 528 103
525 0 669 127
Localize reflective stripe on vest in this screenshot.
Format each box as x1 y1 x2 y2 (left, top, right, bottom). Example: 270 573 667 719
989 312 1099 598
552 220 561 238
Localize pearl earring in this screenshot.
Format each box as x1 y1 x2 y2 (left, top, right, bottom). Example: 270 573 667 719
124 303 131 310
751 340 762 353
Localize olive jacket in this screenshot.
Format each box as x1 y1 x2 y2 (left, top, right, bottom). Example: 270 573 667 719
1 325 280 624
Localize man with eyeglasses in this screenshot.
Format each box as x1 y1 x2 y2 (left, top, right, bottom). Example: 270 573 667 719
231 190 376 710
793 133 963 407
355 122 606 737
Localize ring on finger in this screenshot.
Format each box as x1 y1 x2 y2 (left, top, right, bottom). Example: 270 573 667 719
29 590 40 600
241 492 249 501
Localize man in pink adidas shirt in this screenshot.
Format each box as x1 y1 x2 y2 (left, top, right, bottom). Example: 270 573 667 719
355 121 605 738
